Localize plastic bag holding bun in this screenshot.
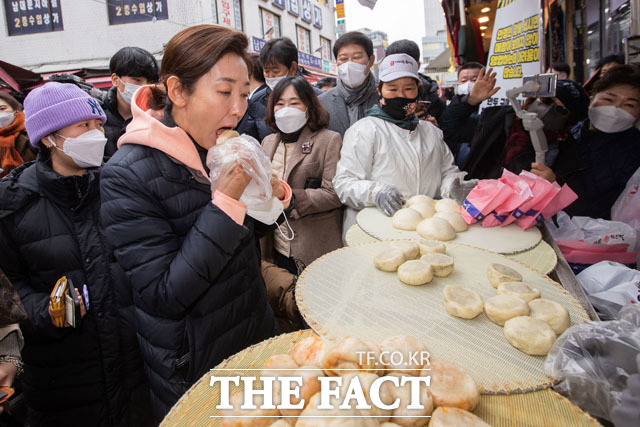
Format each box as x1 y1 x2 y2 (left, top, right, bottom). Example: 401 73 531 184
207 133 273 206
545 304 640 423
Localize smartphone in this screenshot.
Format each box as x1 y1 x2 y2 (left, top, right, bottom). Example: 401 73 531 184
67 280 82 328
304 177 322 189
523 73 557 98
83 284 90 311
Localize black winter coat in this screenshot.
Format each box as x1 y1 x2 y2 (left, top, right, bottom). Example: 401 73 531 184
441 94 481 156
99 121 278 418
101 87 130 158
554 120 640 219
418 74 446 122
236 85 275 142
0 154 148 427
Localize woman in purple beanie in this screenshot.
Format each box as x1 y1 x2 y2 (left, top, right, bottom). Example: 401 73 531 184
0 82 151 426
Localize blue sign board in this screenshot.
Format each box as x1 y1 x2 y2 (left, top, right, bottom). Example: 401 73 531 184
272 0 285 9
287 0 299 16
4 0 64 36
251 36 266 53
107 0 168 25
301 0 311 23
298 51 322 70
312 4 322 28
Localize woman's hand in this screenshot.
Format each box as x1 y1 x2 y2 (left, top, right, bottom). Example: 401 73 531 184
530 162 556 183
271 175 285 200
216 164 252 200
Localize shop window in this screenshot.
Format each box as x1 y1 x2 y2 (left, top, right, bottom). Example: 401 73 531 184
213 0 243 30
260 7 281 40
320 36 331 61
297 24 311 54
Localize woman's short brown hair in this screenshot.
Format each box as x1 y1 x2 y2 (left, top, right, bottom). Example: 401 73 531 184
0 92 21 111
150 25 252 110
264 76 329 133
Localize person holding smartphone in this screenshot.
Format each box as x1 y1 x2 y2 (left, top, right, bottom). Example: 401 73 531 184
0 82 150 426
261 76 344 275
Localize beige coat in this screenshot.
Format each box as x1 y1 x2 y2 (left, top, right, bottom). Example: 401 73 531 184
262 126 344 267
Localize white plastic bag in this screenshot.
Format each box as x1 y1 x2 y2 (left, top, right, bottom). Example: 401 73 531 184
545 304 640 423
206 134 272 206
612 166 640 264
546 211 637 249
576 261 640 319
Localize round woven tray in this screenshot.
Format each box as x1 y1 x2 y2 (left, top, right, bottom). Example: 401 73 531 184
345 225 558 276
296 241 590 394
357 207 543 254
161 330 600 426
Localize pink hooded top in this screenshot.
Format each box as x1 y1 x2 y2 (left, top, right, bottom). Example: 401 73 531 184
117 86 290 225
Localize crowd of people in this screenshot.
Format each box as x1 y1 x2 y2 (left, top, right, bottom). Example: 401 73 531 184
0 24 639 426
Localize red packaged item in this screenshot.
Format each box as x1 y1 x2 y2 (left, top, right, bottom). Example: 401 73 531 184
461 179 512 225
501 171 555 227
537 183 578 223
483 169 534 227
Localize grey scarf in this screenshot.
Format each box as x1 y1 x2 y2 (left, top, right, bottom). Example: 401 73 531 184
337 73 378 126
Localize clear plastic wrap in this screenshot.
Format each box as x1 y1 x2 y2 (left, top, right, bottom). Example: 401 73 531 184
544 304 640 423
206 134 272 206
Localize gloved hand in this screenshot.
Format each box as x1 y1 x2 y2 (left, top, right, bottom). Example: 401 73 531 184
375 185 404 216
448 176 478 204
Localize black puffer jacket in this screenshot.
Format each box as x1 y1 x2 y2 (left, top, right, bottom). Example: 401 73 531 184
99 113 278 418
441 94 481 156
236 85 274 142
101 87 130 158
0 154 149 427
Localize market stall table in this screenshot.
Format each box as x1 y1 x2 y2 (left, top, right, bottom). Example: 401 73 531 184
161 330 601 426
295 241 590 393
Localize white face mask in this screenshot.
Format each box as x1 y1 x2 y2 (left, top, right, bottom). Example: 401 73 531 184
48 129 107 169
247 197 294 240
275 107 307 134
457 81 474 96
265 75 287 91
0 112 16 128
589 105 637 133
118 81 141 106
338 61 368 89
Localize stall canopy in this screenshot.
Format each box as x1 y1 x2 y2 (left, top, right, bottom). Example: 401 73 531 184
0 60 43 93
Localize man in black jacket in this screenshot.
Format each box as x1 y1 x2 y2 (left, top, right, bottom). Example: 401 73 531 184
441 62 499 164
102 47 158 157
237 38 321 142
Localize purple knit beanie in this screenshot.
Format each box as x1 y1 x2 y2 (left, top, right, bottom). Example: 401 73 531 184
24 82 107 147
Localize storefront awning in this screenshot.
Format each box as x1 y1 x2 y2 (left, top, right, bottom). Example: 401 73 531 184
0 60 43 93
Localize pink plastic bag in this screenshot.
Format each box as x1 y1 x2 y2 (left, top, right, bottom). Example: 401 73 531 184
502 171 555 227
557 239 637 265
483 170 534 227
516 182 561 230
461 179 512 225
537 184 578 223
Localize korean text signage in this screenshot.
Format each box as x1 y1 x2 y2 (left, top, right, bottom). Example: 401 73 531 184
4 0 63 36
301 0 311 23
251 36 266 53
312 4 322 28
480 0 542 109
107 1 168 25
336 0 344 18
288 0 299 16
